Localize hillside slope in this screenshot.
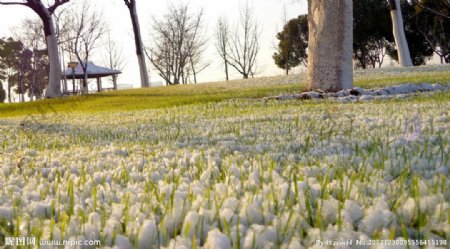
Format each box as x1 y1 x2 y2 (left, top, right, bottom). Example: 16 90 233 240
1 64 449 117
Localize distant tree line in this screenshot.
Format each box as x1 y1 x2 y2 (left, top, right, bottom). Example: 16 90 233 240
0 0 141 100
273 0 449 74
0 16 52 103
1 0 448 102
0 0 121 102
1 0 252 102
0 37 48 103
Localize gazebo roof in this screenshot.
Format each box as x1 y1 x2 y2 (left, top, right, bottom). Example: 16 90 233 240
62 62 121 79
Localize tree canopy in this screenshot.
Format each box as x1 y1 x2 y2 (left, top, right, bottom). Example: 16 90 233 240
353 0 393 69
413 0 450 63
273 15 308 74
0 37 49 102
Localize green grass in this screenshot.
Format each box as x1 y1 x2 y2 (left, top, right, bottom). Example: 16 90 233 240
0 66 449 118
354 71 450 88
0 83 300 117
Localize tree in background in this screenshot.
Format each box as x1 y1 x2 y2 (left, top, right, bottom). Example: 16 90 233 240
13 18 49 100
67 1 107 93
353 0 392 69
414 0 450 63
0 0 70 98
0 37 24 102
225 2 260 79
307 0 353 92
148 4 208 85
123 0 149 88
0 40 6 103
278 1 392 71
0 81 5 103
27 49 49 100
215 17 230 81
388 0 413 66
103 31 126 90
15 48 33 102
0 46 6 103
386 0 434 65
273 15 308 74
0 37 47 102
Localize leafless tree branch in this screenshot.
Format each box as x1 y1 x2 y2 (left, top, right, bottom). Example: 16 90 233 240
411 0 450 19
147 3 208 85
223 2 260 79
66 0 107 93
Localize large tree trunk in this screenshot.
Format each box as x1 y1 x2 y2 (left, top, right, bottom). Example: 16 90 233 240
307 0 353 92
44 15 62 98
389 0 413 67
137 54 149 87
127 1 150 88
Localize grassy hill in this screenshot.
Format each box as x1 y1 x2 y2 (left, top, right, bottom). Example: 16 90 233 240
1 64 449 117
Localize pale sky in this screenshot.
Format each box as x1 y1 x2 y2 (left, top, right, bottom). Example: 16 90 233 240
0 0 308 89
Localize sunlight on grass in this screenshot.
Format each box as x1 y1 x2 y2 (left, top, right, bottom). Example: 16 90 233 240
1 65 449 117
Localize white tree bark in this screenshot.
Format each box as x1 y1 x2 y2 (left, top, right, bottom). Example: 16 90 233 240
137 54 149 87
390 0 413 67
44 17 62 98
307 0 353 92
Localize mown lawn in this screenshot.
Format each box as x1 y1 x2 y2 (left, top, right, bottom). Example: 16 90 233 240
1 65 449 118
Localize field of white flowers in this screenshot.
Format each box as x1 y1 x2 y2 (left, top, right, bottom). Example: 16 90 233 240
0 82 449 248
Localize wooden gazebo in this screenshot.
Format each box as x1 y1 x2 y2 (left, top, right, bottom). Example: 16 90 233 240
62 62 121 94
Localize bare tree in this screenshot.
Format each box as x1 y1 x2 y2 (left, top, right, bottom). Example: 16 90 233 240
226 2 260 79
307 0 353 92
67 1 107 93
186 42 209 84
215 17 230 81
102 31 126 90
147 3 208 85
123 0 149 88
0 0 70 98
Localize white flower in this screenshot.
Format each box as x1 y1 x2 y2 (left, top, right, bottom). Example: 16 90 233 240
138 220 158 249
204 229 231 249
